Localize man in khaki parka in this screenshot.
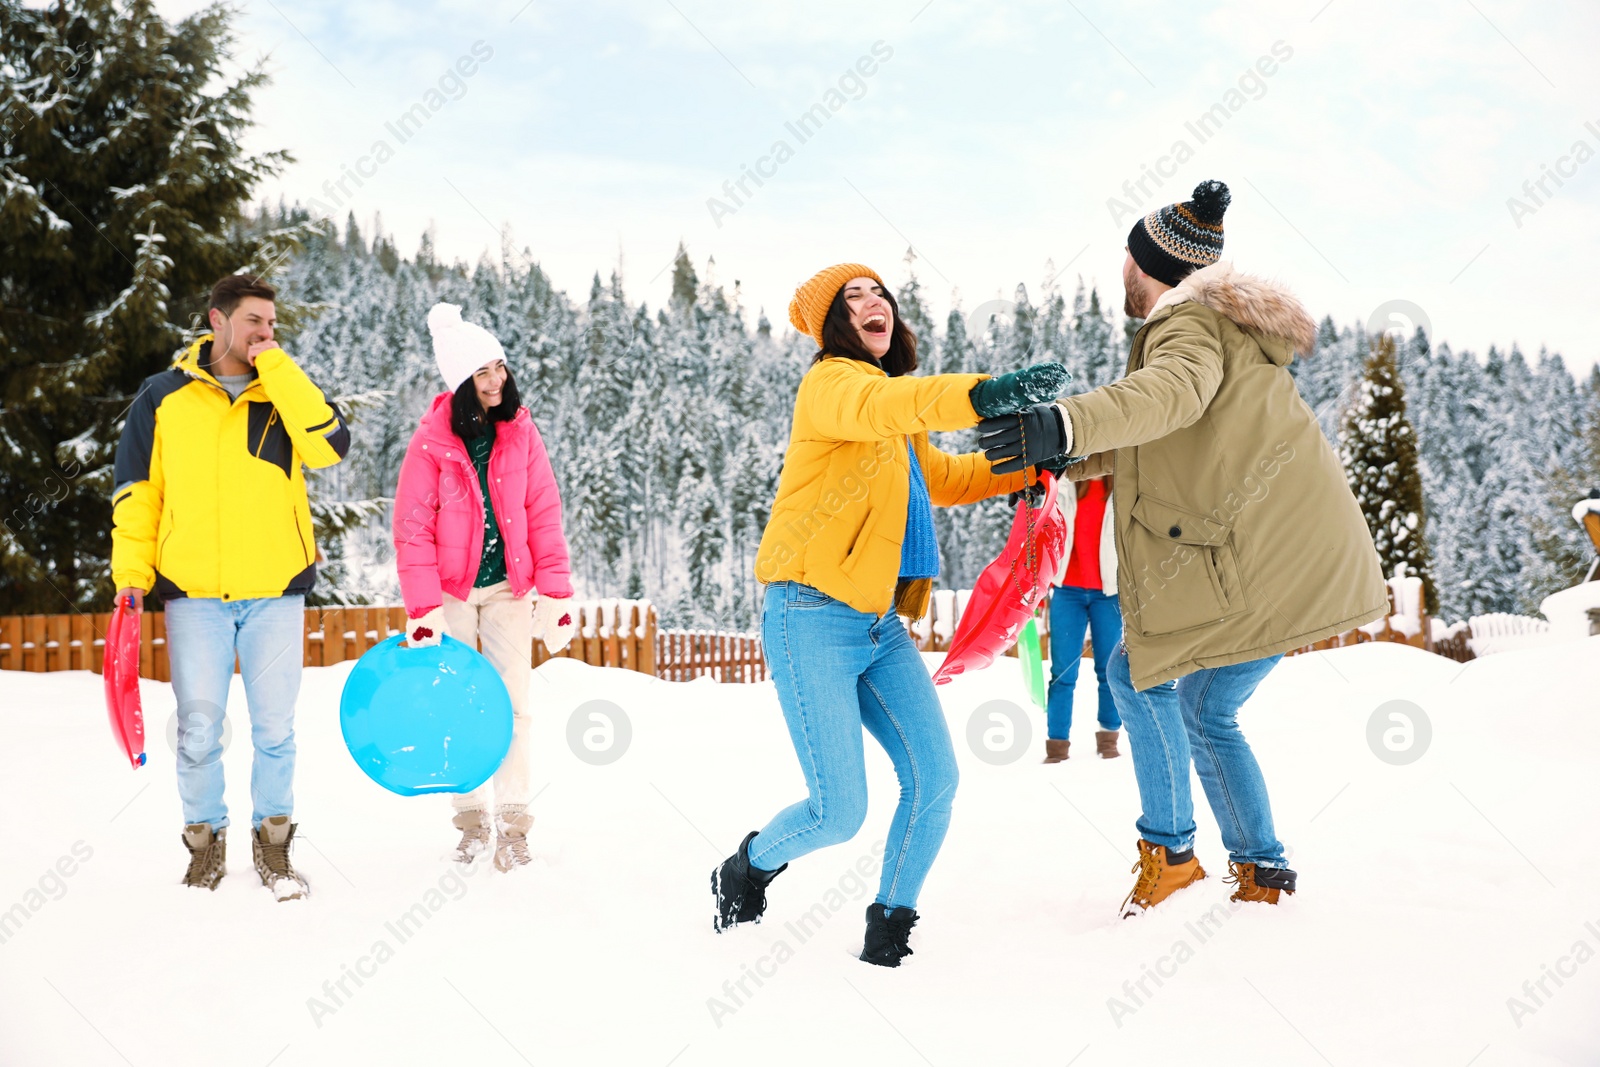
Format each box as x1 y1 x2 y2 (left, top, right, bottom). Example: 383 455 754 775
980 180 1386 915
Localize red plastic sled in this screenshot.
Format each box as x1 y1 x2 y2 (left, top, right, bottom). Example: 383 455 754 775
933 470 1069 685
103 597 148 768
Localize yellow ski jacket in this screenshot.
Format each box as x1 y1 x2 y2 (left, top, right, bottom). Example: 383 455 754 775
754 356 1025 618
110 334 349 601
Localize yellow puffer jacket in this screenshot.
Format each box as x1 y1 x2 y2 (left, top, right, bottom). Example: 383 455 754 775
754 356 1026 618
110 334 349 601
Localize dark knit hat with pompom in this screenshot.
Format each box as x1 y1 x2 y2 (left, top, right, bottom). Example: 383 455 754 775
1127 180 1231 287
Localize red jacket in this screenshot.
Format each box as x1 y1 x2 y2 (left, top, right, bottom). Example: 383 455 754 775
393 393 572 614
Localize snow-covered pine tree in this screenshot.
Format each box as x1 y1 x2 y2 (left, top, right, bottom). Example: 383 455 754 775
304 389 393 606
1338 334 1434 607
1069 282 1118 391
1 0 286 611
218 211 1597 633
896 249 941 373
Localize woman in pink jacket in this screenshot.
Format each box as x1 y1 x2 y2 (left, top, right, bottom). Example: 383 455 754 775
392 303 577 872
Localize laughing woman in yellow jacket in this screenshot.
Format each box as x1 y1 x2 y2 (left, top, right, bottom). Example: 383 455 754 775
111 274 349 902
709 263 1070 966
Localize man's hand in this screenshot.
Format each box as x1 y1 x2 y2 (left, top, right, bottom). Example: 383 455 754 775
979 403 1070 475
115 588 144 614
245 340 281 366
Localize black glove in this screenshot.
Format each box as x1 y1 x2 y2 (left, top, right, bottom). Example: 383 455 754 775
969 362 1072 418
979 403 1067 475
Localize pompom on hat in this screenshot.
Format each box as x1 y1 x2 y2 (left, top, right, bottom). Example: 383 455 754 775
1127 180 1231 288
788 263 885 347
427 303 506 392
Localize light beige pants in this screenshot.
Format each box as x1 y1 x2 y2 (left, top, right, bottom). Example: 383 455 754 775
442 581 533 812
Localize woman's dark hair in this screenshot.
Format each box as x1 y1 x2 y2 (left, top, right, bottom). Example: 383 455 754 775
451 364 521 439
816 281 918 377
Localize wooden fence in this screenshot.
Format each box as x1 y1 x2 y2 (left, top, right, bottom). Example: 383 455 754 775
1280 579 1470 661
0 599 658 680
0 578 1466 682
656 630 767 682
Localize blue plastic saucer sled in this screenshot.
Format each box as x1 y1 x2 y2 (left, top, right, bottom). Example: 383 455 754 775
339 635 514 796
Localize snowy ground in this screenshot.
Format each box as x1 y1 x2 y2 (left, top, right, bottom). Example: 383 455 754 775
2 638 1598 1067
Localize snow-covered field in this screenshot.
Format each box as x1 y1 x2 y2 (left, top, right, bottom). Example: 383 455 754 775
2 638 1598 1066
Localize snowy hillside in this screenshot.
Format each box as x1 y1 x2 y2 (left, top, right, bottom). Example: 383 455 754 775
2 640 1597 1066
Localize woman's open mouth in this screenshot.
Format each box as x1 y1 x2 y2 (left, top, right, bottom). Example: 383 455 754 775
861 313 888 335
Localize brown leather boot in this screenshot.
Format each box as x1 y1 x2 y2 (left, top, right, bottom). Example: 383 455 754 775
1043 739 1070 763
1226 862 1297 904
1095 730 1121 758
252 815 308 902
1121 839 1206 917
182 824 225 890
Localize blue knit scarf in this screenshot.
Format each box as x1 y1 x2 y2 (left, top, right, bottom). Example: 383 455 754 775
899 439 939 579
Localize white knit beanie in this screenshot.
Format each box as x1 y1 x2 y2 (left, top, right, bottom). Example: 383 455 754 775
427 303 505 391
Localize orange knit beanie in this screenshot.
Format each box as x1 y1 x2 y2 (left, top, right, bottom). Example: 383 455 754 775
787 263 884 347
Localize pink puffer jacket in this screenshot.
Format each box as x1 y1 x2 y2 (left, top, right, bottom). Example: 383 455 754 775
393 393 573 615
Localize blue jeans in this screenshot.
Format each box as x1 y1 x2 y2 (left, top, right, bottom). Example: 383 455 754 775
164 595 305 832
1046 586 1122 739
749 581 958 910
1108 641 1286 867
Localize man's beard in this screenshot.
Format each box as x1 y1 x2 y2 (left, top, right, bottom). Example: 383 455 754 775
1123 288 1146 320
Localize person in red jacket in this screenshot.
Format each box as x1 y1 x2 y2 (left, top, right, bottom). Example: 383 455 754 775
1043 475 1123 762
392 303 577 872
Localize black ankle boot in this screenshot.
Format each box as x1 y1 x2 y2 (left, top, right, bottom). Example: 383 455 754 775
711 830 786 933
859 902 919 967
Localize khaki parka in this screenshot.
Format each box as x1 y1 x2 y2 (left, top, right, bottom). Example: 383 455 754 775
1058 262 1387 690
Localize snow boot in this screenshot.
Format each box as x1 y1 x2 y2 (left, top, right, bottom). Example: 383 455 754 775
1043 739 1070 763
1226 861 1297 904
1095 730 1121 758
452 809 491 865
860 903 919 968
1121 838 1205 918
711 830 786 933
181 823 225 891
494 807 534 873
252 815 309 902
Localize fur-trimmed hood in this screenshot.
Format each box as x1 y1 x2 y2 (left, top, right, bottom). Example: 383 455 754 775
1149 261 1317 361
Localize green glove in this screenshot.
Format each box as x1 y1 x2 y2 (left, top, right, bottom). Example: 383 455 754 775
968 362 1072 418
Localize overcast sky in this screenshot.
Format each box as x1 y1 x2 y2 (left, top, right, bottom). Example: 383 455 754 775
156 0 1600 372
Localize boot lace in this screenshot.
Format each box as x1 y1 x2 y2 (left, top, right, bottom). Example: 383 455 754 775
1122 848 1162 913
258 837 295 879
499 834 530 866
1223 862 1247 892
185 839 220 885
456 825 490 856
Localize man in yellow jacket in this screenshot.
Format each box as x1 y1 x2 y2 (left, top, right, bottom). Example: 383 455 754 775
111 273 349 901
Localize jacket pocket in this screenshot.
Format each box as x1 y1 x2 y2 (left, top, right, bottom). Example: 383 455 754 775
294 496 313 566
1124 494 1247 635
789 582 834 609
156 511 176 571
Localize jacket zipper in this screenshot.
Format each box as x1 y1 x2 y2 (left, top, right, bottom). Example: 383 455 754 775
255 409 279 458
